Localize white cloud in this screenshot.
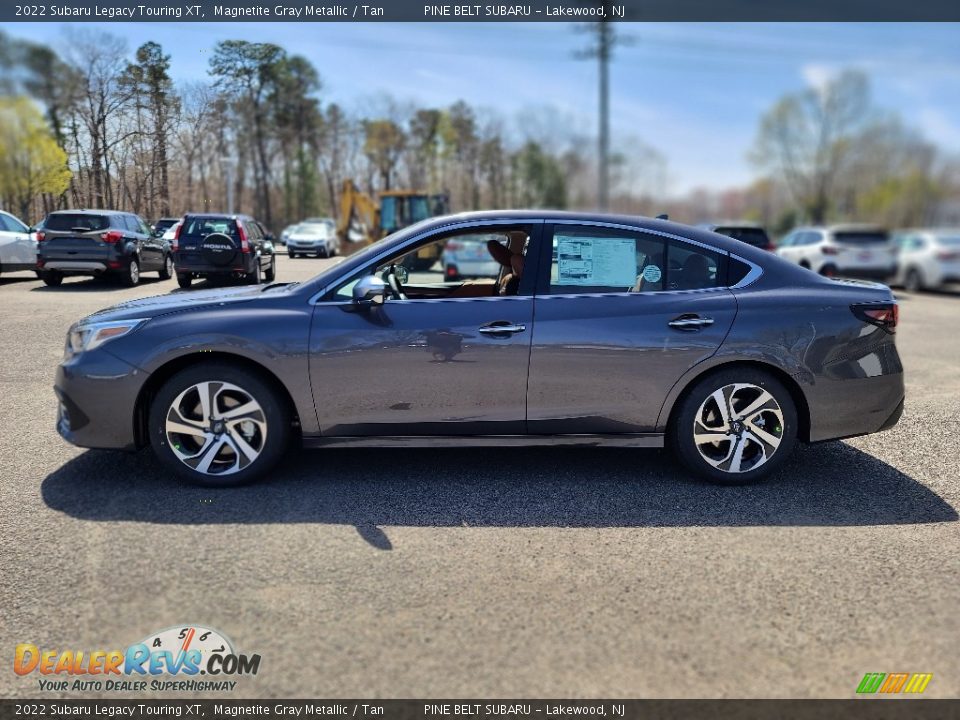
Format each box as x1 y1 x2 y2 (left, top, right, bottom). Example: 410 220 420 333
800 63 839 91
916 107 960 150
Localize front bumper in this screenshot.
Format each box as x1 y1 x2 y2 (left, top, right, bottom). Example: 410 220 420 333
55 349 148 450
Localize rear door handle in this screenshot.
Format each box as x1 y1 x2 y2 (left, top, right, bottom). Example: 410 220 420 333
668 315 714 330
478 322 527 336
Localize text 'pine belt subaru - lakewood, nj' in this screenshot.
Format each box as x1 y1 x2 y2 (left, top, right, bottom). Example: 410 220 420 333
55 211 904 487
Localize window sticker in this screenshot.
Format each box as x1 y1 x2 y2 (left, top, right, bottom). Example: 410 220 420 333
556 236 636 286
642 264 662 283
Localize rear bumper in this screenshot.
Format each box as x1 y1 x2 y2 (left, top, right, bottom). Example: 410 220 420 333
43 260 108 272
806 371 905 442
834 267 896 281
173 253 257 275
55 349 147 450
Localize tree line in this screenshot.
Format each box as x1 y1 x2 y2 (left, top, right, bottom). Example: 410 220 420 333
0 28 667 229
0 28 956 231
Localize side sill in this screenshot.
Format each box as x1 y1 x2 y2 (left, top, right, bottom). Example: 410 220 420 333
302 433 665 449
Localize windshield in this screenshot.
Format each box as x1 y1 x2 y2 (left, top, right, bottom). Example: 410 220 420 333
45 213 110 232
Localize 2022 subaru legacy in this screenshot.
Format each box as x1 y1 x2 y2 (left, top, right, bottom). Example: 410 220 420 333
55 211 904 487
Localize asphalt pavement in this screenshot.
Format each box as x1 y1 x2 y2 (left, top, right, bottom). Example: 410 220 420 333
1 256 958 699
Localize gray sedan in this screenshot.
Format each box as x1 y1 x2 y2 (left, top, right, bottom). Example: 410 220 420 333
54 210 904 487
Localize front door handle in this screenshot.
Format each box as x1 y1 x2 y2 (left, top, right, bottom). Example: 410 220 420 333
478 322 527 336
668 314 714 330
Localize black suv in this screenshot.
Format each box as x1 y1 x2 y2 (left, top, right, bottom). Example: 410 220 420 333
152 217 181 237
37 210 172 287
173 214 276 289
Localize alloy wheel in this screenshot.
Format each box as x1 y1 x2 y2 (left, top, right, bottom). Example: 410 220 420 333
129 260 140 284
164 381 267 476
692 383 784 474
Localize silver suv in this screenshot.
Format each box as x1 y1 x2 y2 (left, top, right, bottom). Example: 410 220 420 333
776 224 896 280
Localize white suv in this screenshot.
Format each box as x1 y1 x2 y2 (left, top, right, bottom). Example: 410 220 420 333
893 229 960 292
0 210 37 278
776 225 896 280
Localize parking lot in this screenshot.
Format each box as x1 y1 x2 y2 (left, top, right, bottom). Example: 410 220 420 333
1 257 958 699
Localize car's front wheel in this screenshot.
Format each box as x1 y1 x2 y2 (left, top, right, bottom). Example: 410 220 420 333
670 367 797 485
148 363 290 486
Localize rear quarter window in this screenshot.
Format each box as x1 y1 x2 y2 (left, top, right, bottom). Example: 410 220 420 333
834 231 889 244
45 214 110 232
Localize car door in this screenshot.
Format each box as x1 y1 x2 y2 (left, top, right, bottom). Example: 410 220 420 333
526 222 738 435
128 215 159 269
308 223 541 436
0 212 34 268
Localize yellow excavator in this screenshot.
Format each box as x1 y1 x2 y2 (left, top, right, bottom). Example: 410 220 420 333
336 179 450 269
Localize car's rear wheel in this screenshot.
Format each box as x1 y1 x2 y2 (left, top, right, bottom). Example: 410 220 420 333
264 258 275 283
820 264 838 278
905 267 923 292
159 254 174 280
247 262 261 285
121 257 140 287
177 273 192 289
670 367 797 485
41 270 63 287
149 363 290 487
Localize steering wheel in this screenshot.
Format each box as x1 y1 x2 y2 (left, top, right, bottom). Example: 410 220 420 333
384 264 407 300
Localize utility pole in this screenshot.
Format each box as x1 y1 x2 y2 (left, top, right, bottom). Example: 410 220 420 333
221 156 236 214
575 10 629 211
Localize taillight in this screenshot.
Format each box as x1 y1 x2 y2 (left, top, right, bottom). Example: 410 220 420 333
172 222 182 251
36 231 46 243
851 303 898 333
237 222 250 253
763 243 776 252
821 246 839 255
937 250 959 261
100 230 123 244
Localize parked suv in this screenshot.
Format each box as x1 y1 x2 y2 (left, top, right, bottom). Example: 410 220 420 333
37 210 171 287
893 229 960 292
776 224 896 280
700 222 775 251
172 214 276 289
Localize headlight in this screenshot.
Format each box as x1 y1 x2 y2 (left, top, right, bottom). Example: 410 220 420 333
65 318 149 358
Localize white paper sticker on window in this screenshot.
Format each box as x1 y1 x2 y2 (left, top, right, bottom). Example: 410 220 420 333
556 236 636 286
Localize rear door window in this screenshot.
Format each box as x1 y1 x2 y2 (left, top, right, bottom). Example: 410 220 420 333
548 226 723 294
45 214 110 232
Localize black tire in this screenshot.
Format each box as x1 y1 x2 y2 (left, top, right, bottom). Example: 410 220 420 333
247 262 262 285
177 273 192 289
798 260 811 270
264 258 276 283
41 270 63 287
288 251 297 259
121 257 140 287
159 254 174 280
905 267 923 293
148 362 290 487
318 248 327 258
819 264 838 278
669 367 798 486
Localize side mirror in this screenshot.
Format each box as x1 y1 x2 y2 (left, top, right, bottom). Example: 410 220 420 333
352 275 386 307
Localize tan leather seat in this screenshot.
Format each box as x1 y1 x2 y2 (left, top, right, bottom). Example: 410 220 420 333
487 239 524 295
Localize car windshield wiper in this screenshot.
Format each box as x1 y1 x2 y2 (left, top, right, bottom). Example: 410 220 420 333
261 282 299 292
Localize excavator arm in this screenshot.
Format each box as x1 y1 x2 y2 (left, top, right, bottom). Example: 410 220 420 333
337 179 380 248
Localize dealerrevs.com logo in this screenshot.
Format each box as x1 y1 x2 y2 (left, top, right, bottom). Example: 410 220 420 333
14 625 261 693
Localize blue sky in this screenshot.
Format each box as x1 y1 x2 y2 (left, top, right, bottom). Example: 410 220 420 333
7 22 960 196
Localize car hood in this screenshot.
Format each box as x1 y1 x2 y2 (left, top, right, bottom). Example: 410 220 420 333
83 285 265 323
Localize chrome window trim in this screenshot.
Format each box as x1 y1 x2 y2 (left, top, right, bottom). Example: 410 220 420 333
309 218 541 304
308 216 765 303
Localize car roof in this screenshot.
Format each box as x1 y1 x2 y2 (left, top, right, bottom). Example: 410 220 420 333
700 220 765 230
48 209 125 215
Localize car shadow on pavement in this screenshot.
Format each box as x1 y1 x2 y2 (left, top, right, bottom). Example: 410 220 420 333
41 441 957 549
30 277 169 292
